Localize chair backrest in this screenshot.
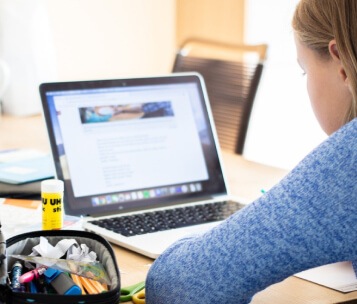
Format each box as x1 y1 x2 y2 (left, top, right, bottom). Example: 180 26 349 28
172 38 267 154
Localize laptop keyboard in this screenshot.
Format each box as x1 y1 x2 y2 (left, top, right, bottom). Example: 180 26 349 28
88 201 244 237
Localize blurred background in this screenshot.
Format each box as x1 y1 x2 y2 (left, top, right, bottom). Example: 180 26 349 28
0 0 326 170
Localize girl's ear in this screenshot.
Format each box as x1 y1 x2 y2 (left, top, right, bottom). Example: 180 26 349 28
329 39 349 85
329 40 340 60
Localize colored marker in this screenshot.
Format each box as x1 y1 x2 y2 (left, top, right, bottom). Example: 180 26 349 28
19 266 47 284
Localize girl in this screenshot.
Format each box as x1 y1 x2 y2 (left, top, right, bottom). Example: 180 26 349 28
146 1 357 302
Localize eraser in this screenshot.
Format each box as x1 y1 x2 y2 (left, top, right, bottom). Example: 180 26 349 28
44 268 81 295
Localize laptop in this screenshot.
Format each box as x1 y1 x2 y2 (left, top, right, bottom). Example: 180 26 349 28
39 73 245 259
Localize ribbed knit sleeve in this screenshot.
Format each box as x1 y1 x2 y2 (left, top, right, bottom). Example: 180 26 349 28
146 118 357 304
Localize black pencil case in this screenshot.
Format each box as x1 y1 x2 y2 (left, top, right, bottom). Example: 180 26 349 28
0 230 121 304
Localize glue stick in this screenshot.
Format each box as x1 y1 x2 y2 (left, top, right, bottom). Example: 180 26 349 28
41 179 64 230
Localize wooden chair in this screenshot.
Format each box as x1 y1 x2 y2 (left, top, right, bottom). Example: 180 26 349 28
172 38 267 154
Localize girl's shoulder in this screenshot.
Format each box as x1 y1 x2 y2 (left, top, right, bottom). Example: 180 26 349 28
330 118 357 148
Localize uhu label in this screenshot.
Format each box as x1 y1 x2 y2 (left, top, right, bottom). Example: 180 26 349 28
42 193 63 230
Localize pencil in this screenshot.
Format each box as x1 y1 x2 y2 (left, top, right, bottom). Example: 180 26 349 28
101 282 109 291
78 276 97 295
71 274 86 295
87 278 107 293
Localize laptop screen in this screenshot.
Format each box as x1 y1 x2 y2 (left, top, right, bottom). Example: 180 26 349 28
40 73 227 216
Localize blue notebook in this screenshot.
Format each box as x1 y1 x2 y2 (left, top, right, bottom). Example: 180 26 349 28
0 152 55 184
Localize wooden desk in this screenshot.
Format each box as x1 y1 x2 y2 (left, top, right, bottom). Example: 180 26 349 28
2 114 357 303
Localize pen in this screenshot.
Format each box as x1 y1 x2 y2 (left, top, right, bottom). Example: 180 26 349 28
29 281 38 293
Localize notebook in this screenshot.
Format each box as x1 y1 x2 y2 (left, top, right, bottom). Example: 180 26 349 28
39 73 245 259
0 150 54 185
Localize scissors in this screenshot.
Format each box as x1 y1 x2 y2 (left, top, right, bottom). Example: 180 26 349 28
132 288 145 304
120 281 145 302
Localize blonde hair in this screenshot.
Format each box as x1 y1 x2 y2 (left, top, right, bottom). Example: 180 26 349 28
292 0 357 122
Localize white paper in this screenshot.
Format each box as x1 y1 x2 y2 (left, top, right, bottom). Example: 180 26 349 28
295 261 357 292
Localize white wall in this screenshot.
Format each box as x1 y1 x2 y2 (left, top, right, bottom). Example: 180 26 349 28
243 0 327 170
0 0 176 116
0 0 58 115
45 0 176 80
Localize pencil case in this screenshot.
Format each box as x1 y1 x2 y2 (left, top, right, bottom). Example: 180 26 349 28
0 230 121 304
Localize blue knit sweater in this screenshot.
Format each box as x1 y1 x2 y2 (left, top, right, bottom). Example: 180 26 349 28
146 118 357 303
